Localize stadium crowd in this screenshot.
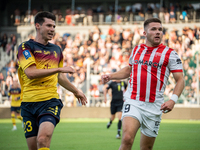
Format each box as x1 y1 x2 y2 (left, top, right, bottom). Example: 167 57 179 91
0 22 200 107
12 3 199 26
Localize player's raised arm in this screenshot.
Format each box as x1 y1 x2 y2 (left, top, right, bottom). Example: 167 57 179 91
101 66 131 84
58 72 87 105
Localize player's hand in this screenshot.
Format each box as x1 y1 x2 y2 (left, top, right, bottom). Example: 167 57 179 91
101 74 111 84
60 66 75 74
160 100 175 113
73 90 87 105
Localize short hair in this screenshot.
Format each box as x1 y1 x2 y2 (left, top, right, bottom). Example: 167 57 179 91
34 11 56 25
143 18 162 29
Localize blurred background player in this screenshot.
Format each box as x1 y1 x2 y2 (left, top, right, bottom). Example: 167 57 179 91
8 79 23 130
104 73 127 139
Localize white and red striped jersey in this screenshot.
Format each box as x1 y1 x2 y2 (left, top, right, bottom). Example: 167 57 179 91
124 43 183 103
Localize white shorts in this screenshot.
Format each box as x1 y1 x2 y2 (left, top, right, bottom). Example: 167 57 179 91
122 99 162 137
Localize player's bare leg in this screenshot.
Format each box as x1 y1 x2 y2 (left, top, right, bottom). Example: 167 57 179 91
107 114 115 128
116 111 122 120
26 136 37 150
140 132 155 150
37 122 55 149
119 117 140 150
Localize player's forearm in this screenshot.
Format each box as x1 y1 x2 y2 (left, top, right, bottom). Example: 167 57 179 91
172 76 185 97
110 66 131 80
103 90 108 101
58 73 79 94
25 65 61 79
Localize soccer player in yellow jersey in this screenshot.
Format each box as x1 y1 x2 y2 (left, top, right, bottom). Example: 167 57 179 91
17 11 87 150
8 79 23 131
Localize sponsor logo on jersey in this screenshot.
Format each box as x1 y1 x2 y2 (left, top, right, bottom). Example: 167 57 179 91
176 59 182 64
44 51 50 55
34 50 42 53
134 60 162 69
23 50 32 60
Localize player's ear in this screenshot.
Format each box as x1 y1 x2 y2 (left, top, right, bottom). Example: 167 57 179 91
35 23 40 30
143 31 147 37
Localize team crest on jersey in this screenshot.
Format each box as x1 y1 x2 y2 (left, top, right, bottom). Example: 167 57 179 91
23 50 32 60
155 52 162 57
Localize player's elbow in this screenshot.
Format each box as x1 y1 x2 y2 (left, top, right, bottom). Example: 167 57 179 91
26 73 36 79
25 70 37 79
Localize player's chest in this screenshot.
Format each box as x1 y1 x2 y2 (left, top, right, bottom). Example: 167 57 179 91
33 48 60 62
131 50 166 69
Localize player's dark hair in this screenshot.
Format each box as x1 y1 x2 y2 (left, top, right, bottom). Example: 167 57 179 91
144 18 161 29
34 11 56 25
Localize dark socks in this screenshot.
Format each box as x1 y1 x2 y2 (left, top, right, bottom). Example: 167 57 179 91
117 120 122 135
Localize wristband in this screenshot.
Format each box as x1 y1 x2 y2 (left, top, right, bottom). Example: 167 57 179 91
170 94 178 103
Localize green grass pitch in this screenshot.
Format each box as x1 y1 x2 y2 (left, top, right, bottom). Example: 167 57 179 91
0 118 200 150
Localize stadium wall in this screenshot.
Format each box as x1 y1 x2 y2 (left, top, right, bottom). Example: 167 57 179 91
0 107 200 120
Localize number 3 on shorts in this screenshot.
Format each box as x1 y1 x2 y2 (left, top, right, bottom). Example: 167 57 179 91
124 104 130 113
24 121 33 133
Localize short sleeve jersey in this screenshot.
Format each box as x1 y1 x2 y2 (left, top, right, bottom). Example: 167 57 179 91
8 87 21 107
17 39 63 102
124 44 183 103
107 81 127 103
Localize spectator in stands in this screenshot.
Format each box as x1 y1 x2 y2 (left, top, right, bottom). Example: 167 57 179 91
6 40 13 56
164 9 170 23
65 9 72 25
181 10 188 22
10 34 17 53
14 9 21 24
0 73 4 84
5 71 13 90
169 9 176 23
108 25 115 36
105 12 113 24
1 33 8 52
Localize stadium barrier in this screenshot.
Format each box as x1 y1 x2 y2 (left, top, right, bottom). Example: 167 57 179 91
0 106 200 119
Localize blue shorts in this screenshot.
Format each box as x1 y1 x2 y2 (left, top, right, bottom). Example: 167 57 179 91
21 98 63 138
11 106 21 113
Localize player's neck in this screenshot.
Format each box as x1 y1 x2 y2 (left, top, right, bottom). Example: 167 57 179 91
34 36 48 45
145 42 160 48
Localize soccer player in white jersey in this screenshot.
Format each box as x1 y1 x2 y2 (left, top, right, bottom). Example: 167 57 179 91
101 18 185 150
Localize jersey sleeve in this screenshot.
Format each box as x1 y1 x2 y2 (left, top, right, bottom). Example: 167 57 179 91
17 42 36 70
168 50 183 73
106 82 111 90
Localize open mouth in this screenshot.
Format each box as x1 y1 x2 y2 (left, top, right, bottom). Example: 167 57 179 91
48 33 54 38
48 33 53 36
155 37 160 40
